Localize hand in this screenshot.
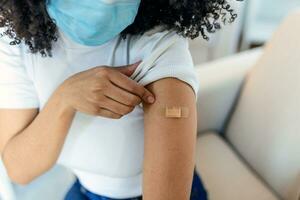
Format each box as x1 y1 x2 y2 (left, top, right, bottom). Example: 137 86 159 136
57 61 155 119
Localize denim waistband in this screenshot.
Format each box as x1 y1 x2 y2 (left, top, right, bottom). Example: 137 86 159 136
76 179 142 200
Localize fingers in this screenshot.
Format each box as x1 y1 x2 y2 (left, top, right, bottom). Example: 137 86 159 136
72 99 122 119
98 95 135 116
103 82 141 107
96 107 123 119
108 70 155 104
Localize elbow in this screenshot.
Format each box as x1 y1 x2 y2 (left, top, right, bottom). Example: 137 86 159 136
4 160 54 185
11 177 33 186
1 154 35 185
6 166 36 185
7 170 34 185
2 151 55 185
5 162 55 185
2 157 53 186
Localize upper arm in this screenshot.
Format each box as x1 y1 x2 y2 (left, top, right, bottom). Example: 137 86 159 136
0 109 38 153
142 77 197 199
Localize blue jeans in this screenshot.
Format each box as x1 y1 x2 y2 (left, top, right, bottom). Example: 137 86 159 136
64 168 208 200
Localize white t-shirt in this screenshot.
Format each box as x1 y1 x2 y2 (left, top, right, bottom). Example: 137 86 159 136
0 26 200 198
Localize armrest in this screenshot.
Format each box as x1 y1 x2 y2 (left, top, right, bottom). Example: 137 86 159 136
0 159 15 200
195 48 264 135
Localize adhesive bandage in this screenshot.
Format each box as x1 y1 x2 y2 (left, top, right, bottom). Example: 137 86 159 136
163 105 189 118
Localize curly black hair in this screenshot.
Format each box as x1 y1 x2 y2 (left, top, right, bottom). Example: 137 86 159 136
0 0 243 57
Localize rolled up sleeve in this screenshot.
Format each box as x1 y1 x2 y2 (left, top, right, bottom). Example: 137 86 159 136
129 30 200 100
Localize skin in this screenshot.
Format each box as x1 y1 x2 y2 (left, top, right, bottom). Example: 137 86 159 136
0 63 155 184
142 77 197 200
0 0 236 197
0 67 197 199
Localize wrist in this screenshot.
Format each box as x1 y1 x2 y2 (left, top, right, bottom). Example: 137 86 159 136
54 85 76 116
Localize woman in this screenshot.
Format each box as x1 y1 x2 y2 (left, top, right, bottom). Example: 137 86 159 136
0 0 239 199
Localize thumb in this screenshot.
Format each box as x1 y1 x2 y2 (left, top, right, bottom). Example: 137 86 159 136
114 60 142 76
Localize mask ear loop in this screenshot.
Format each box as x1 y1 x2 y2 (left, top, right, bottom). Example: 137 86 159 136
162 105 189 118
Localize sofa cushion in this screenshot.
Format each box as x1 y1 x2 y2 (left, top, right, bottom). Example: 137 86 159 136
195 132 279 200
225 10 300 200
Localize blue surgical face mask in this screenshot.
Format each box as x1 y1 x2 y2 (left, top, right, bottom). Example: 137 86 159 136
46 0 141 46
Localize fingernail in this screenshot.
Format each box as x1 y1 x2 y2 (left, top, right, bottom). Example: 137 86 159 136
147 96 155 103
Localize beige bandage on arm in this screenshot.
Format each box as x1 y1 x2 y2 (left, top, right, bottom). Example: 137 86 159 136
161 105 189 118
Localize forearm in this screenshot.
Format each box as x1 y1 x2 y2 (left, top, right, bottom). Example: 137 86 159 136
1 86 76 184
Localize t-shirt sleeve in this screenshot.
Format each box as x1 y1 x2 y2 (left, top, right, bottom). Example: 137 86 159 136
129 29 200 103
0 31 40 109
